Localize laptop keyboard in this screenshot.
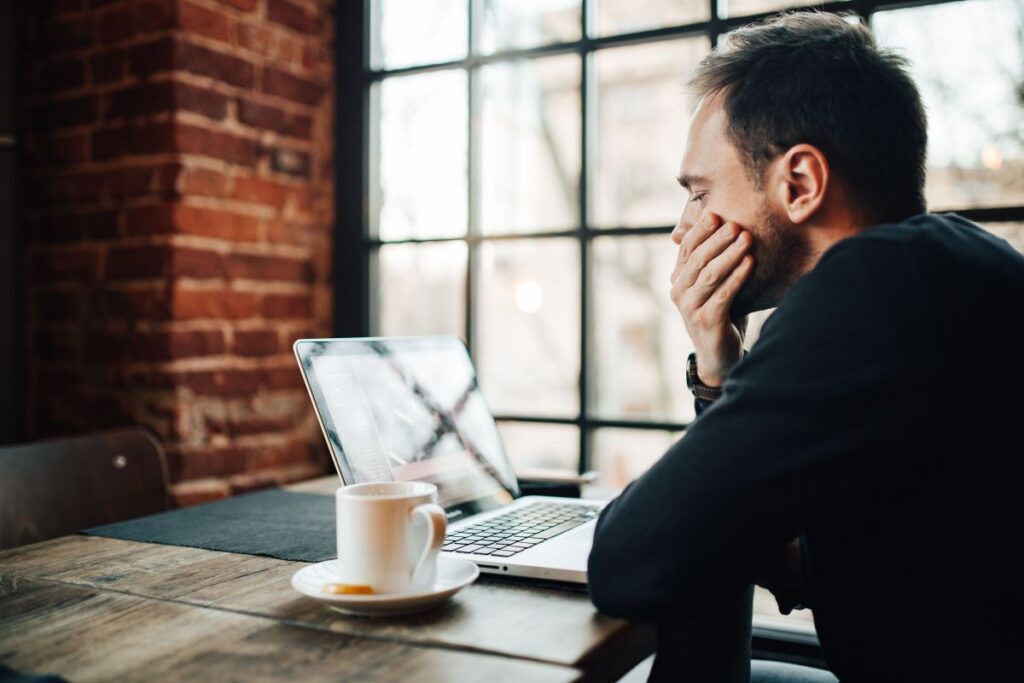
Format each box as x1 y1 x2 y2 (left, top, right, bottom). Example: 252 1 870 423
442 502 600 558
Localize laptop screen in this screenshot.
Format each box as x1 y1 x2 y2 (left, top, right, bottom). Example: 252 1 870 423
295 337 519 519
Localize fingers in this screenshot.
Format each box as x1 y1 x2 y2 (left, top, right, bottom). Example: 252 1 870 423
670 212 720 284
688 229 752 306
703 254 754 319
679 222 743 290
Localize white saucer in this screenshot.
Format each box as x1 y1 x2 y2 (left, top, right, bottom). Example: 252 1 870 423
291 556 479 617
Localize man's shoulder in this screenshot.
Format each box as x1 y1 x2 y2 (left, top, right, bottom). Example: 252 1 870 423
819 212 1021 272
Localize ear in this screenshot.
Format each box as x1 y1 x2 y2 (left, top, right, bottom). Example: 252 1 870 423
773 144 829 225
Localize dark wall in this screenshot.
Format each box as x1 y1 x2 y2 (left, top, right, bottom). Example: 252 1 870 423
0 0 20 444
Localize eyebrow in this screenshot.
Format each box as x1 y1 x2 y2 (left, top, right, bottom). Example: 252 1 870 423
677 174 709 191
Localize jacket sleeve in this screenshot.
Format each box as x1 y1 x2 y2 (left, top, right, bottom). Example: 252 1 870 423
587 239 942 622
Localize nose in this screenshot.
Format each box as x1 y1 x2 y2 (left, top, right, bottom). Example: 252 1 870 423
671 208 696 245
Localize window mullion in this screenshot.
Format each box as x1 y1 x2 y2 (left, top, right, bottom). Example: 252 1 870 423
579 0 595 474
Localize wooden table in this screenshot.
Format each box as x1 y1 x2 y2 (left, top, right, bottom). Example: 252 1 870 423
0 477 654 682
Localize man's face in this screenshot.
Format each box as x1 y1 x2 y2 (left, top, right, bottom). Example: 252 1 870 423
673 93 809 316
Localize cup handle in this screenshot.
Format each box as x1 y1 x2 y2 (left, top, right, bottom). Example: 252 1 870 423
410 503 447 586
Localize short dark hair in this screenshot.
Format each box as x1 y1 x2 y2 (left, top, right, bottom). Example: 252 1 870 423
689 12 928 223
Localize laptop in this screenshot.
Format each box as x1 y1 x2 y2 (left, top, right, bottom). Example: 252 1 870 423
293 336 605 584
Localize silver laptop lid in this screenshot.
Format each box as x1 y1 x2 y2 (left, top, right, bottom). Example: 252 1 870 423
294 337 519 521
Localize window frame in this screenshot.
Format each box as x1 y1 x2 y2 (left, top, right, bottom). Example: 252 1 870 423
336 0 1024 476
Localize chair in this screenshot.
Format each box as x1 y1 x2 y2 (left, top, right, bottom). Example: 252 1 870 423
0 427 170 550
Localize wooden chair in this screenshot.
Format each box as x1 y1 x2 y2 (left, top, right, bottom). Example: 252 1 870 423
0 427 170 550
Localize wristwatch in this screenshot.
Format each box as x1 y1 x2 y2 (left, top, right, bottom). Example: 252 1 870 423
686 352 723 402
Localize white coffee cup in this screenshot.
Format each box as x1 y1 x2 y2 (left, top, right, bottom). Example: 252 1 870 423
334 481 447 594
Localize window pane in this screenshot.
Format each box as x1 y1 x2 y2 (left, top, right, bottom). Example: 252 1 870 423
592 428 680 489
480 56 581 235
722 0 837 20
596 0 709 37
375 71 468 241
592 235 696 422
594 38 710 228
477 239 580 416
873 0 1024 211
497 421 579 473
377 242 467 337
479 0 581 53
981 223 1024 254
372 0 467 69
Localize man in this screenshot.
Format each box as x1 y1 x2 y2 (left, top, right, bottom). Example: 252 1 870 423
588 11 1024 683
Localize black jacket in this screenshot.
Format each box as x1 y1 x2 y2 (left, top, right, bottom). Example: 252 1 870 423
588 214 1024 681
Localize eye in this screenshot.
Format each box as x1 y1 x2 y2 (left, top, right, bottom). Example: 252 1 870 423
689 192 707 206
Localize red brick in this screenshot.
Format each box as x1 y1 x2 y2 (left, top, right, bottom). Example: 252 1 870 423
175 122 260 167
261 365 304 390
226 416 293 437
177 0 231 43
229 462 325 494
181 368 262 396
268 0 315 34
96 5 135 42
166 329 226 359
266 221 313 246
263 67 323 106
172 247 225 278
236 98 312 139
171 287 260 319
244 438 312 469
106 245 173 280
175 82 231 120
170 477 231 506
107 164 180 199
31 247 101 282
97 286 173 318
172 205 262 242
40 56 86 93
216 0 258 11
97 328 224 361
236 22 270 52
36 289 84 321
108 80 229 120
133 0 177 33
47 171 104 203
124 204 175 236
262 292 312 318
233 329 279 356
37 132 89 165
36 209 118 242
178 40 254 88
232 175 290 208
167 444 249 479
128 120 177 156
35 95 97 129
91 49 126 84
178 166 228 197
130 36 175 76
91 126 126 160
226 253 313 282
106 81 173 118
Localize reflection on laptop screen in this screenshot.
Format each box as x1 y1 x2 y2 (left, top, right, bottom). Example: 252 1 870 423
299 338 518 513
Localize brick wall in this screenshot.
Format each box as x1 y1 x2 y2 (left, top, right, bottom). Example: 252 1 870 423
20 0 335 506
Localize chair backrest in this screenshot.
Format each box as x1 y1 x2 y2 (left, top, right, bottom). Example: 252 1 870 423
0 427 170 550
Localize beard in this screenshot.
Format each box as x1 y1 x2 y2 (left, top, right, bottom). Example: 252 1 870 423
729 203 811 318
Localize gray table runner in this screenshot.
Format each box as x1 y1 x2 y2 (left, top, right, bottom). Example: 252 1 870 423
84 489 336 562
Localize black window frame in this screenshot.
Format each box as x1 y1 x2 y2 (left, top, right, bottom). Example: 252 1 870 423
335 0 1024 477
